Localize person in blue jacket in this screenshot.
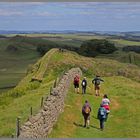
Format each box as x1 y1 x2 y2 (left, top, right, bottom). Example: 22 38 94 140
97 104 107 131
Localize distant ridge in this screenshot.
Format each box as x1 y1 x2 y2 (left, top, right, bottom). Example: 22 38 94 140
0 30 140 36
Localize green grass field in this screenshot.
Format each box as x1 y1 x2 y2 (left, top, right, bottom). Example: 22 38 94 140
0 38 40 93
49 76 140 138
0 80 53 136
0 49 59 136
0 49 140 137
111 39 140 46
0 34 140 137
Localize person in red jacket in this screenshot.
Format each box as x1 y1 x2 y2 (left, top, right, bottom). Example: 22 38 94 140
73 75 80 93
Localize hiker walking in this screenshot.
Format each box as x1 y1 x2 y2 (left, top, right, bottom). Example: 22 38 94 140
92 75 104 96
101 94 110 121
82 100 91 128
97 104 107 131
81 77 87 94
73 74 80 93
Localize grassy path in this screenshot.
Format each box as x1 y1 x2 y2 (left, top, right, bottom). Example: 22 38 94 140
0 49 140 137
49 76 140 138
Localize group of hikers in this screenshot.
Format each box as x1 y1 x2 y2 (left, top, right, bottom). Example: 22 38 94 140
73 75 110 131
73 74 104 96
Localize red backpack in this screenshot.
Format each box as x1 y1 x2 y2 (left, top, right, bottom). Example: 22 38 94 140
74 76 79 84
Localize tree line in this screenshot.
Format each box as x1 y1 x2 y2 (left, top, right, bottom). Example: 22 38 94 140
6 35 118 57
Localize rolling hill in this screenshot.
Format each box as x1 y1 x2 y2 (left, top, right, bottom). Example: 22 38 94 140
0 48 140 137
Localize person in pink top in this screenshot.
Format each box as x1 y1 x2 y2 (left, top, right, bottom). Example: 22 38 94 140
101 94 110 121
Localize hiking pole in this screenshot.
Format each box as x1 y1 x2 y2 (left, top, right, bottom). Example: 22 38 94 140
11 133 14 138
53 79 57 88
50 87 52 95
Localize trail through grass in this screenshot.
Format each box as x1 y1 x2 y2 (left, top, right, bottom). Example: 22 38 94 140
0 48 140 137
49 76 140 138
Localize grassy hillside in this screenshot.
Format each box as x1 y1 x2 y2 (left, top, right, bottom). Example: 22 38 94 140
97 51 140 67
49 76 140 138
0 37 41 92
0 48 140 137
3 33 140 67
22 34 140 67
0 49 59 136
111 39 140 47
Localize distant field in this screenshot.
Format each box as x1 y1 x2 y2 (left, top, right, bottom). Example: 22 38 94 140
0 38 40 93
0 33 103 93
111 39 140 47
5 33 140 47
6 33 104 40
5 33 104 48
0 33 140 92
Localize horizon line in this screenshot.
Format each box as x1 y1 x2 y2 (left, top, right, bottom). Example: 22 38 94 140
1 29 140 33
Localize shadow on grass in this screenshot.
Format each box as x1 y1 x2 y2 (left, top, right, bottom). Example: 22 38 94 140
73 122 101 131
73 122 84 128
90 125 101 130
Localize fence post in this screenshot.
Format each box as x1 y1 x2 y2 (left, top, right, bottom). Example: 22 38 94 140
41 97 44 108
11 133 14 138
16 117 20 138
53 79 57 88
129 53 132 63
50 87 52 94
133 54 135 64
30 107 33 116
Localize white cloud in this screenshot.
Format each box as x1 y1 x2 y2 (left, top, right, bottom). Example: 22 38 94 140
0 9 23 16
0 2 45 7
37 11 57 17
79 11 94 15
22 2 45 5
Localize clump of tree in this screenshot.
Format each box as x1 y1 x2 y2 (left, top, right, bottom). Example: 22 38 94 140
6 44 18 52
36 43 57 55
79 39 117 57
0 35 7 38
8 35 79 55
36 43 78 55
122 46 140 53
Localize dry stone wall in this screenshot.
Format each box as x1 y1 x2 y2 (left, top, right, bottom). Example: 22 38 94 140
19 67 82 138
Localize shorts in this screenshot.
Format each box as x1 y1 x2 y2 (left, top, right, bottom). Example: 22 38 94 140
83 113 90 120
95 84 100 90
74 83 79 88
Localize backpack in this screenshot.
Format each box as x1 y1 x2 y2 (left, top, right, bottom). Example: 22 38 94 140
95 79 100 85
74 76 79 84
82 81 86 86
85 106 90 114
99 107 105 116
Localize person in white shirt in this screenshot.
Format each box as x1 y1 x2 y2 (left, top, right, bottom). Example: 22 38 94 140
101 94 110 121
102 94 110 106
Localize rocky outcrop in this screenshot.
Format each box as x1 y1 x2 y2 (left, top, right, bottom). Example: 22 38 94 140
19 67 82 138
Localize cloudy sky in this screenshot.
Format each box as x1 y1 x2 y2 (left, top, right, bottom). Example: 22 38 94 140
0 2 140 32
